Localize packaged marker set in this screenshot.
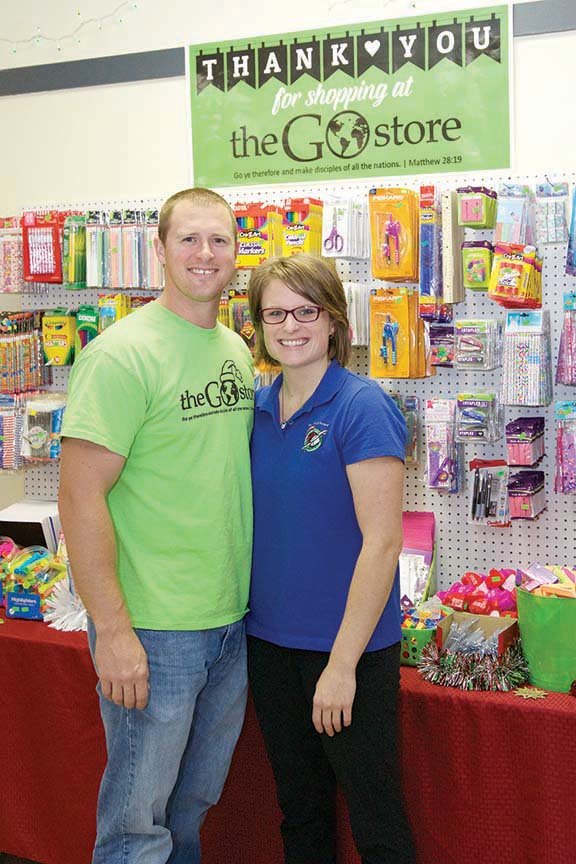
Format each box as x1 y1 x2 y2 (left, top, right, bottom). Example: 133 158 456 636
454 319 502 371
468 459 510 527
234 203 283 268
455 391 503 443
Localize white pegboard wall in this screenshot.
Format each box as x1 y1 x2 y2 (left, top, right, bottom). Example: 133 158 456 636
19 173 576 587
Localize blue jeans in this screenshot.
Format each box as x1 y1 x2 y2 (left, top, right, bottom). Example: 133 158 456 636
88 619 247 864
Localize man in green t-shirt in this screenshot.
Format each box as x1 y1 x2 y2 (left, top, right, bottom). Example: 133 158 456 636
59 188 254 864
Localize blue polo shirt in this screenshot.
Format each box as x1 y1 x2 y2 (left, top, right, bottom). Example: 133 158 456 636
247 361 407 652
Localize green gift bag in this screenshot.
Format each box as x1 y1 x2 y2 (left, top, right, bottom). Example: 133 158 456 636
517 588 576 692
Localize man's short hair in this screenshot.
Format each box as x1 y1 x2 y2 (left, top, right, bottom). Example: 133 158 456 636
158 188 237 243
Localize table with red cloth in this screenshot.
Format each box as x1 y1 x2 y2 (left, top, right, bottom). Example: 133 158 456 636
1 613 575 864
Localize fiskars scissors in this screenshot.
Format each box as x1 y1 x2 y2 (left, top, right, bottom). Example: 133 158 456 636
324 213 344 253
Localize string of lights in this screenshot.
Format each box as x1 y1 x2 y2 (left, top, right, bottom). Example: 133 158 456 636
0 2 139 54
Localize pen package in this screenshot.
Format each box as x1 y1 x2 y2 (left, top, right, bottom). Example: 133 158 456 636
468 459 510 528
63 215 87 290
505 416 545 466
508 470 546 520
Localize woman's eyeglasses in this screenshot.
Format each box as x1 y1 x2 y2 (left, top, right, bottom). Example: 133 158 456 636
260 305 324 325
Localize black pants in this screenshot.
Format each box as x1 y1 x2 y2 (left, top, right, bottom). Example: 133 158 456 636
247 637 415 864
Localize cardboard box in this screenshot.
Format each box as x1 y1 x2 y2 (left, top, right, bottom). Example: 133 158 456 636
436 611 519 656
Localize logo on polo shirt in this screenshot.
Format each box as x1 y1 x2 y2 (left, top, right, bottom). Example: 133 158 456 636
302 424 328 452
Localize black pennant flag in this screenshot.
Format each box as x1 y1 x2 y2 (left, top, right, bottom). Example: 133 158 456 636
258 42 288 86
196 50 225 94
226 46 256 90
290 38 321 84
392 24 425 72
356 29 389 76
428 19 463 68
323 33 355 80
466 14 501 65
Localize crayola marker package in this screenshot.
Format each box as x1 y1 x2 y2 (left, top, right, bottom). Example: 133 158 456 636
42 309 76 366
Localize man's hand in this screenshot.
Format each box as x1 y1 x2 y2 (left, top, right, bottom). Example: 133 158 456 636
312 662 356 737
94 628 150 710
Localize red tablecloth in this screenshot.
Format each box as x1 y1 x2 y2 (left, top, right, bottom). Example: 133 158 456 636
1 613 575 864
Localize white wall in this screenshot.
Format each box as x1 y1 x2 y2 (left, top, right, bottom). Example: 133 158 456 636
0 0 571 507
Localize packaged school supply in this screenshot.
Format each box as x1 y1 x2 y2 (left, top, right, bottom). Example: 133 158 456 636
468 459 510 527
235 203 283 268
440 191 465 304
429 323 454 367
454 319 502 371
555 292 576 385
456 186 497 228
42 309 76 367
535 181 569 245
501 310 553 406
86 211 110 289
63 215 87 290
455 392 502 443
461 241 493 290
566 188 576 277
425 399 463 494
369 288 430 378
419 186 442 318
505 417 545 466
488 243 542 309
21 393 67 463
281 198 323 256
508 470 546 520
494 184 536 246
74 305 99 354
369 188 419 282
21 211 66 284
0 218 24 293
554 402 576 494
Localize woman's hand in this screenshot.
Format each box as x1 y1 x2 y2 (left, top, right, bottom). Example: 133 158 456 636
312 661 356 736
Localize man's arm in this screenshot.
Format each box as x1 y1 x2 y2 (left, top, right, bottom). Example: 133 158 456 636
59 437 149 710
312 456 404 736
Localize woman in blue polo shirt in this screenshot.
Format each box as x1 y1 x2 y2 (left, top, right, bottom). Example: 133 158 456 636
247 254 415 864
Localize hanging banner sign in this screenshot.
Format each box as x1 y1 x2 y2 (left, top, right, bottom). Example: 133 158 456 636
187 5 511 187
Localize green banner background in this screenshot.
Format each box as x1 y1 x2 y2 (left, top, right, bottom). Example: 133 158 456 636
188 6 510 187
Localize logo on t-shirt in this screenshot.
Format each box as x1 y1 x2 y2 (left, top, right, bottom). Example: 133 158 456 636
180 360 254 418
302 424 328 452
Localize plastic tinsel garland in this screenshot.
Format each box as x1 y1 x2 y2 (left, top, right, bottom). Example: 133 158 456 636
418 640 530 691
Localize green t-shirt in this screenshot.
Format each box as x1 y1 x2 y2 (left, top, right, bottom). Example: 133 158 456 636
62 301 254 630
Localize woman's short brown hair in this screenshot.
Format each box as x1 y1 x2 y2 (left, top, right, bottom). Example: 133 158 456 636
248 254 351 368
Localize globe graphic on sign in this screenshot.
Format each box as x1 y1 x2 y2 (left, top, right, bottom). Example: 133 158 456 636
326 111 370 158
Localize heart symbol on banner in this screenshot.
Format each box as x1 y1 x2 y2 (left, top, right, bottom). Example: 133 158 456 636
364 40 380 57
